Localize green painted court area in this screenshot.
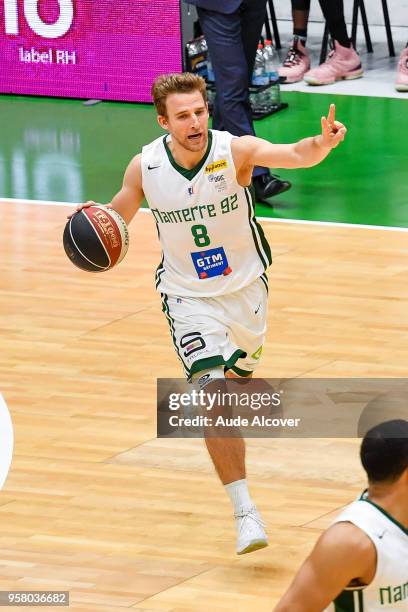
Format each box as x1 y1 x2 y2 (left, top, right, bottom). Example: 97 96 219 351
1 91 407 227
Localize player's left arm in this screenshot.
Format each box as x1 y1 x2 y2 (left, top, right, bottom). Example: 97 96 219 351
273 522 376 612
232 104 346 172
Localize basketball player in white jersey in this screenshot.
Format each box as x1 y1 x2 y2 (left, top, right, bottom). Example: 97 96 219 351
275 419 408 611
71 73 346 555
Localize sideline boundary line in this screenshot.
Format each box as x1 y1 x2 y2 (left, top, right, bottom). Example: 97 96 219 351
1 198 408 233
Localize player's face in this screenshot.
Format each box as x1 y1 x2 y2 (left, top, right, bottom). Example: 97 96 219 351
159 91 209 153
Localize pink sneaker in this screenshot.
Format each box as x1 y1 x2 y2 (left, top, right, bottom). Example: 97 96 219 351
395 47 408 92
278 37 310 84
304 40 363 85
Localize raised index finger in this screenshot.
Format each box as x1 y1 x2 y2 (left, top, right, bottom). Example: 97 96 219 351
327 103 336 127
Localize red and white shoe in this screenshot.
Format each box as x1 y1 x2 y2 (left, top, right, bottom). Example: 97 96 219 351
395 47 408 92
304 40 363 86
278 37 310 84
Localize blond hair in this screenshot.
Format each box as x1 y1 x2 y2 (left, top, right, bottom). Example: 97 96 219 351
151 72 207 117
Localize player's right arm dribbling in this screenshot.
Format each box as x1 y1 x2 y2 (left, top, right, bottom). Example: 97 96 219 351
68 154 144 226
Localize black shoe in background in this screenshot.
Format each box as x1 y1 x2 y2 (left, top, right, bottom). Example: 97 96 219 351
253 173 292 204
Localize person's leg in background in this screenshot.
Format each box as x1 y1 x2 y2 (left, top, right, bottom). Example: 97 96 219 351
304 0 364 86
239 0 291 201
279 0 311 84
321 0 350 48
197 3 291 204
395 42 408 92
197 8 252 135
292 0 310 43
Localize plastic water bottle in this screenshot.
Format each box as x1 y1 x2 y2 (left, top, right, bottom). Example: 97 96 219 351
269 78 281 107
206 50 215 83
261 88 276 113
186 39 198 64
250 88 271 114
252 44 269 86
186 37 207 77
199 37 208 53
263 40 279 82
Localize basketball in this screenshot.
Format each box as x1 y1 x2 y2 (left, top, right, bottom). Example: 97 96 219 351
63 205 129 272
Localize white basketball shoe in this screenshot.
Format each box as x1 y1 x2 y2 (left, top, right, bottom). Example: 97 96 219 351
234 505 268 555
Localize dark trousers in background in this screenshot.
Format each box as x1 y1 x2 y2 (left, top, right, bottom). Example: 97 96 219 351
197 0 268 178
292 0 349 47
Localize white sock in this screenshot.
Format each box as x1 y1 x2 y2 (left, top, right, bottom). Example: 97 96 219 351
224 479 254 514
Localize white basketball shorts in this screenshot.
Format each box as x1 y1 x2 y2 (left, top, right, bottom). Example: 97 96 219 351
161 274 268 380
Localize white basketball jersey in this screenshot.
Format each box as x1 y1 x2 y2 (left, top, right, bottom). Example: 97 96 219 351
141 129 272 297
325 491 408 611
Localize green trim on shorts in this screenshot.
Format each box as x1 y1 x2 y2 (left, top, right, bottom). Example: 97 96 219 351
190 349 244 379
230 364 253 377
161 293 189 377
156 255 165 289
260 272 269 294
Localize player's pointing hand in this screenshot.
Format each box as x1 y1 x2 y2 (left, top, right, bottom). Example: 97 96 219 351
320 103 347 149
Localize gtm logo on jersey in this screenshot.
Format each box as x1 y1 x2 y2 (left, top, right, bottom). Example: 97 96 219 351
205 159 228 174
191 247 232 279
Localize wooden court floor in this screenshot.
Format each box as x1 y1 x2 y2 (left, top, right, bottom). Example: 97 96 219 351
0 201 407 611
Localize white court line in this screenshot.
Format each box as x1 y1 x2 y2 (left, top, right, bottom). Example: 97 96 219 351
0 197 74 207
1 197 408 233
255 215 408 233
0 394 13 491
